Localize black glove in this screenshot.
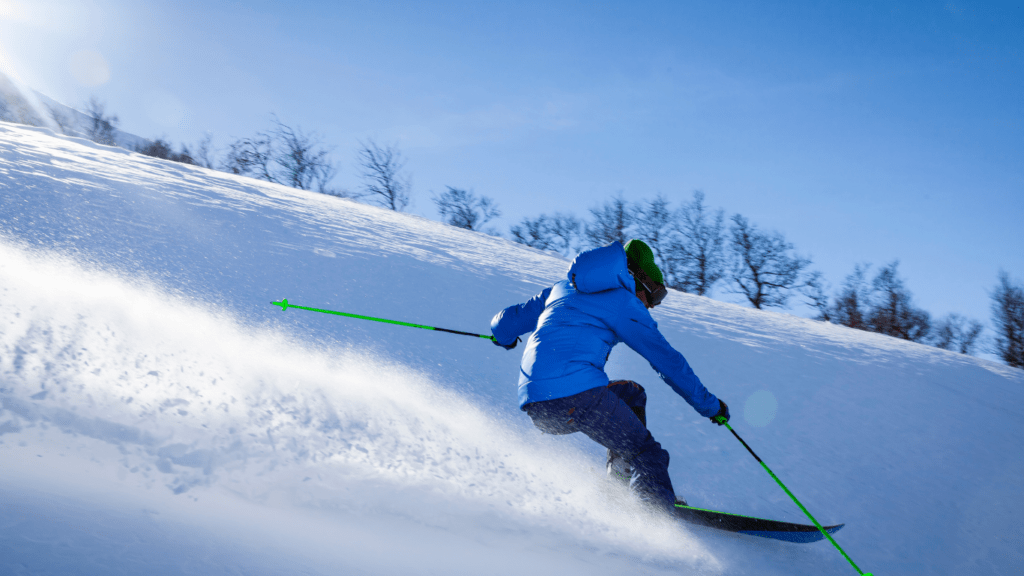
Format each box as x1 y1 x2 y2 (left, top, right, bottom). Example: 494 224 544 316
710 400 730 426
492 336 519 350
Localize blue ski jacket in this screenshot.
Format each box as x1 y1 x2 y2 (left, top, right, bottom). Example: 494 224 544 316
491 242 721 417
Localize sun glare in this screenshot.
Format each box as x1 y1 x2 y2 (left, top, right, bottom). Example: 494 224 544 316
0 0 28 22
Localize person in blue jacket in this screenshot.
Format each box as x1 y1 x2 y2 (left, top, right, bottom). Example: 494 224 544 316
490 239 730 513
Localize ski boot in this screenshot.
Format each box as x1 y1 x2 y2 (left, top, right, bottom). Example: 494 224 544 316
606 450 632 485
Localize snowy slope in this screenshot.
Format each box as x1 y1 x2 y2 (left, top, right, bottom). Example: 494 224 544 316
1 121 1022 575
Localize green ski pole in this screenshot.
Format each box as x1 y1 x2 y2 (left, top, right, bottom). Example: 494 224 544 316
271 298 497 342
714 416 871 576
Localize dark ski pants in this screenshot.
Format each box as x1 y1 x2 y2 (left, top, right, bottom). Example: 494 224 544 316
523 380 676 512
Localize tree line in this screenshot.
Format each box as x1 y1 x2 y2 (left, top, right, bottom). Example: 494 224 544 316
509 189 1023 367
4 92 1021 369
6 93 408 211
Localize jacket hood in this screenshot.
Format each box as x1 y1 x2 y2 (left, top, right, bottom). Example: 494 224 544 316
567 242 636 294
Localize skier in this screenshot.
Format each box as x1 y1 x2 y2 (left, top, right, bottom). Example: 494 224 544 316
490 239 729 513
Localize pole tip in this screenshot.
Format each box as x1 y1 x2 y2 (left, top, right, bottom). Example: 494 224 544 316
272 298 289 311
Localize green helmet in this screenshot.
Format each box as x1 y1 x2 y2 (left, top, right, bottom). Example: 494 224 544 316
623 239 664 285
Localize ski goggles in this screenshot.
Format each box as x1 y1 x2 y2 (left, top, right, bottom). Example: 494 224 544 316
631 268 668 307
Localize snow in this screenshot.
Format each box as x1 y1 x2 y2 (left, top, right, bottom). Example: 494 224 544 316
1 120 1022 575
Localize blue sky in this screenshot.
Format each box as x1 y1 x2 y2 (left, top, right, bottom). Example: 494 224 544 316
1 0 1021 333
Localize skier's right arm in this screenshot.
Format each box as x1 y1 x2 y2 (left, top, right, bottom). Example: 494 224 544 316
490 286 552 347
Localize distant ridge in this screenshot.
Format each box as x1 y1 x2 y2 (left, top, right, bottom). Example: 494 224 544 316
0 71 148 150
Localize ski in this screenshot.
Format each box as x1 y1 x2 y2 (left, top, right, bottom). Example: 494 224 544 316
674 503 844 543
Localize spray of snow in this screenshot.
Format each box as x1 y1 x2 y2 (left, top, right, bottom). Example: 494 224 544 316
0 238 723 575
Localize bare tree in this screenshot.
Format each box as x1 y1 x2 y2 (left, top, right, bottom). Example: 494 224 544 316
801 270 831 321
510 213 582 258
221 119 337 193
546 213 584 257
933 314 984 355
83 97 119 146
46 103 76 135
222 133 276 182
991 271 1024 368
511 215 553 250
357 140 410 211
866 261 930 342
136 138 175 159
194 133 217 169
672 190 725 295
176 144 195 165
433 187 500 231
135 138 194 164
272 119 336 192
585 194 635 248
727 214 810 309
634 194 679 286
827 264 872 329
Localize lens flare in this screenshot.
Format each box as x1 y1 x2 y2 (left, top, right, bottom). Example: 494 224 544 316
743 390 778 428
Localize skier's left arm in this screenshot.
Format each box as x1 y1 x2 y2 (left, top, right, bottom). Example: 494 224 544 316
614 302 721 418
490 286 552 348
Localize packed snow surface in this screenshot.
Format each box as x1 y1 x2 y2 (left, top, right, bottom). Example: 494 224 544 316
1 122 1023 575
